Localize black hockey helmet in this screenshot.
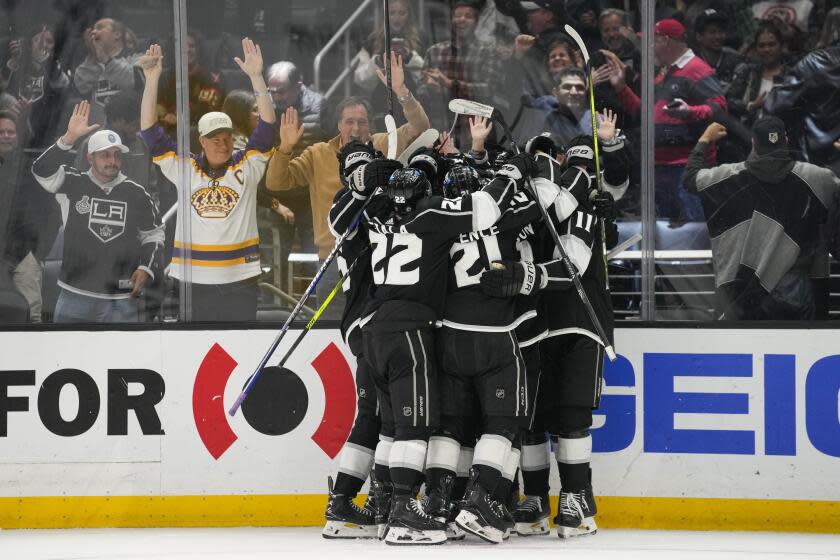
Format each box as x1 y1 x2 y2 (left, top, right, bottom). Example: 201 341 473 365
525 132 559 159
386 167 430 213
442 164 481 199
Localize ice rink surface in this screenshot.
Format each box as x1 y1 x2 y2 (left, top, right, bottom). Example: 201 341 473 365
2 527 839 560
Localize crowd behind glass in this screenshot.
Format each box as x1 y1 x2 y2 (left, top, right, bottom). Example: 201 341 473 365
2 0 840 324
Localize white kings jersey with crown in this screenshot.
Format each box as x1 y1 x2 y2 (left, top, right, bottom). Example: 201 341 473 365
141 120 276 284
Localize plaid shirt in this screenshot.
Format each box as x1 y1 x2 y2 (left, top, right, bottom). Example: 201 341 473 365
420 38 501 104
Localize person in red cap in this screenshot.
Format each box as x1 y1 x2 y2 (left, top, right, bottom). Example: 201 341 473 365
614 18 727 224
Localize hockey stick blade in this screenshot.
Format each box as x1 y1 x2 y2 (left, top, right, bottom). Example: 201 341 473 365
606 233 642 260
564 25 590 66
398 128 439 164
385 114 398 159
448 98 494 119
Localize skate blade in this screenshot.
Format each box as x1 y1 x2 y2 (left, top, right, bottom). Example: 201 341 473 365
514 518 550 536
377 523 387 540
557 517 597 539
384 526 447 546
321 520 379 539
446 521 466 541
454 510 504 544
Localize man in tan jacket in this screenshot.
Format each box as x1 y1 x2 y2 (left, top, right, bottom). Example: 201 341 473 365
266 51 430 313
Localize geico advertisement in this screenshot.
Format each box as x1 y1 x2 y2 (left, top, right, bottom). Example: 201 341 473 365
0 328 838 500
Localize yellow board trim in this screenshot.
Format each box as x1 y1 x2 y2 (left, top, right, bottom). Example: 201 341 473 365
2 496 839 532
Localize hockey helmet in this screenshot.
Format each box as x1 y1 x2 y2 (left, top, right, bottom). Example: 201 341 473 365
565 135 596 170
442 164 481 199
525 132 559 159
386 167 430 212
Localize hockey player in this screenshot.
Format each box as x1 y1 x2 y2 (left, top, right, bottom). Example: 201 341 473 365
483 111 628 539
322 141 384 539
331 147 535 544
424 160 545 544
31 101 162 322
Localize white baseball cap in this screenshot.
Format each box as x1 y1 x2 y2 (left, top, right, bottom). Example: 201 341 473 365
87 130 129 154
198 111 234 137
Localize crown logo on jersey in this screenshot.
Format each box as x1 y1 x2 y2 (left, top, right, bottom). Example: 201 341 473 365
190 181 240 218
75 195 91 215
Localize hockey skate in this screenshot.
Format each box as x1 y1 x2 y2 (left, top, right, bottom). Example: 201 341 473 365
384 495 447 545
513 494 551 536
322 477 378 539
491 498 515 540
367 473 393 539
555 485 598 539
455 481 506 544
422 474 465 541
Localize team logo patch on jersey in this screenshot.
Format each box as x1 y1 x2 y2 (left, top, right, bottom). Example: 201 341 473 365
75 195 91 215
191 181 240 218
495 389 505 399
88 198 126 243
403 406 412 417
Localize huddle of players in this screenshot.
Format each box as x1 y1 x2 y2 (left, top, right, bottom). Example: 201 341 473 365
322 112 629 546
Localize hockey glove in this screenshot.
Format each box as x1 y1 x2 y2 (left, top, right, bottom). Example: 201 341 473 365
363 158 403 193
590 190 616 221
495 152 538 182
339 140 380 182
480 260 545 298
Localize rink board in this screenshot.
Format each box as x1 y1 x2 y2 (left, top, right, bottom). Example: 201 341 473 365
0 327 838 532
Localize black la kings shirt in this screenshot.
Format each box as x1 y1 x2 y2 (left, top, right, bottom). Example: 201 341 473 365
32 140 161 298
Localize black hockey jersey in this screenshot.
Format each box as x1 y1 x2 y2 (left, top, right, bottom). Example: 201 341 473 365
32 140 161 298
361 173 519 332
443 189 539 331
328 187 374 356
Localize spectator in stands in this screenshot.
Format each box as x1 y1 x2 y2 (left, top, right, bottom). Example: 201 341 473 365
511 0 569 97
73 18 141 125
0 110 61 322
31 101 161 323
813 7 840 51
266 61 325 145
545 35 582 83
140 39 277 322
649 18 726 222
599 8 640 93
693 8 743 89
354 0 425 126
727 23 788 129
565 0 604 52
684 118 840 320
0 23 71 149
158 30 226 136
265 51 429 315
765 25 840 175
527 67 591 147
418 0 501 139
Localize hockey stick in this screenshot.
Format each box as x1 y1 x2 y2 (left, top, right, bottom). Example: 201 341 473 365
493 110 617 362
229 198 374 416
606 233 642 260
564 24 609 284
397 128 439 164
382 0 398 159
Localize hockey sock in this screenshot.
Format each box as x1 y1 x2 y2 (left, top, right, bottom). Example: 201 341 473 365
452 446 473 502
472 434 512 493
555 433 592 492
521 433 551 496
333 443 375 497
373 436 393 485
492 446 520 503
426 436 460 496
389 439 428 496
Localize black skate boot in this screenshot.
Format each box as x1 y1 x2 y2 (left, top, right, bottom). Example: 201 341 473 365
513 494 551 536
555 485 597 538
490 498 515 540
322 476 378 539
384 495 447 545
367 472 393 540
422 473 465 541
454 474 506 544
